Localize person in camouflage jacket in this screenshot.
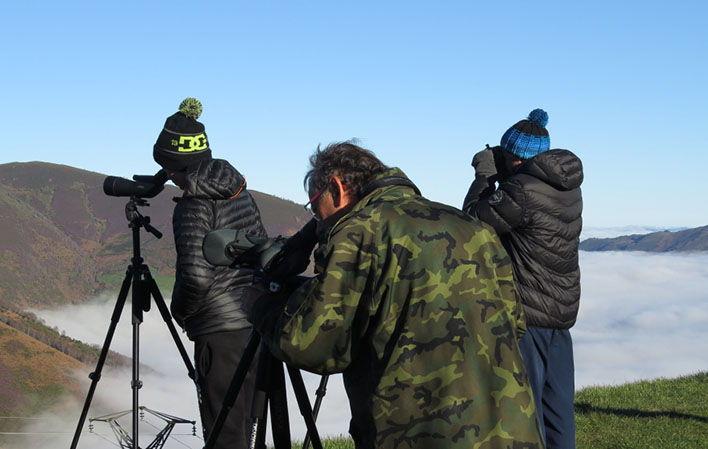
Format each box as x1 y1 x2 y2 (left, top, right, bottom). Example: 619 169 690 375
255 142 544 449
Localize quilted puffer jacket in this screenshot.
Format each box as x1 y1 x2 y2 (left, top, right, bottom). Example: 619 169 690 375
463 149 583 329
171 158 267 339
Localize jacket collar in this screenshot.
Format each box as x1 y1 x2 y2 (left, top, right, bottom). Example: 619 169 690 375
321 167 420 240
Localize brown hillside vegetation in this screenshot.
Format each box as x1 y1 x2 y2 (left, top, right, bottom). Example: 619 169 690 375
0 161 310 309
0 321 84 418
0 306 132 369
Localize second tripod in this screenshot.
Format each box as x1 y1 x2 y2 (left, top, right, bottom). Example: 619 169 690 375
203 329 325 449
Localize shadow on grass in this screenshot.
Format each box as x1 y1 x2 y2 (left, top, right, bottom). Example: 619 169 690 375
575 402 708 424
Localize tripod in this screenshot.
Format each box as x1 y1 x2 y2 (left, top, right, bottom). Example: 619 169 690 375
203 328 326 449
70 197 197 449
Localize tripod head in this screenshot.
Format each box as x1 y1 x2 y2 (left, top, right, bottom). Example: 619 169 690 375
125 197 163 240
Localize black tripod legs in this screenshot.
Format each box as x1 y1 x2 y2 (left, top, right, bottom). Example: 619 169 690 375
250 347 290 449
302 375 329 449
70 264 197 449
70 269 133 449
148 275 197 384
203 329 325 449
287 367 324 449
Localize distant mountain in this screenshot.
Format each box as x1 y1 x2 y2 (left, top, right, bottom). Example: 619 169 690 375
580 225 708 252
0 161 311 308
580 226 688 241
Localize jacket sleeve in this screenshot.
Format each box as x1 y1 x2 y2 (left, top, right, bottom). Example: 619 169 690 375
262 223 378 374
171 198 216 326
464 178 527 235
462 174 497 213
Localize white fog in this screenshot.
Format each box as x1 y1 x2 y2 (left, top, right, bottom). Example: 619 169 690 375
9 250 708 448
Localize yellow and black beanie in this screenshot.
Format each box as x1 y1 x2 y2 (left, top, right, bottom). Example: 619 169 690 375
153 98 212 171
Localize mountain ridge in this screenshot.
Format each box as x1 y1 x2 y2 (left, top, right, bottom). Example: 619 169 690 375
580 225 708 252
0 161 310 309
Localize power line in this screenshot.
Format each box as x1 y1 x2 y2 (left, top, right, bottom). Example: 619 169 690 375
144 416 196 449
92 430 122 448
0 432 81 435
0 416 46 420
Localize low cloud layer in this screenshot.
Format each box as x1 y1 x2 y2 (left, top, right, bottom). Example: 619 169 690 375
19 293 349 448
11 251 708 447
574 251 708 386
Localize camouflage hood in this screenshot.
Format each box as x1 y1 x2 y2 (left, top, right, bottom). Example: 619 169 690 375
326 167 421 237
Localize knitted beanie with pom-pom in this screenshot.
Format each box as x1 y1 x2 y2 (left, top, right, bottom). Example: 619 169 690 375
153 97 212 171
500 108 550 160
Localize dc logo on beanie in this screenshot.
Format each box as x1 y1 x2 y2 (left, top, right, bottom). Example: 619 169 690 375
174 134 209 153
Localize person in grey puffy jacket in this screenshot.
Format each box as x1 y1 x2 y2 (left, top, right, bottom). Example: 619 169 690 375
463 109 583 449
153 98 266 449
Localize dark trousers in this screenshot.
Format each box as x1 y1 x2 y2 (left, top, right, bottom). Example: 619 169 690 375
519 327 576 449
194 328 257 449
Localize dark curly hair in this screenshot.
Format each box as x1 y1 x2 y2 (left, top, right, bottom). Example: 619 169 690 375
304 140 389 201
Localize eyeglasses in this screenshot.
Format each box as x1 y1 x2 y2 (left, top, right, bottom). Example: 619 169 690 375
303 184 328 219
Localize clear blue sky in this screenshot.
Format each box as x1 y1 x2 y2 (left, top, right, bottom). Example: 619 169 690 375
1 1 706 227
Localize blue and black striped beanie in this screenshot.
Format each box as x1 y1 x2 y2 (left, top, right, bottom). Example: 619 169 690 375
500 109 550 160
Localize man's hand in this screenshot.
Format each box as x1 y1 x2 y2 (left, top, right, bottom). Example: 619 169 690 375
472 147 498 178
266 219 318 280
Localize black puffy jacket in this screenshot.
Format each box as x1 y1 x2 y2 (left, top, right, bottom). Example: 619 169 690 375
463 149 583 329
171 158 267 339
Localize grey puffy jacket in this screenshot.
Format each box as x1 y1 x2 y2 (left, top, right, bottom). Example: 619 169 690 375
463 149 583 329
171 158 267 339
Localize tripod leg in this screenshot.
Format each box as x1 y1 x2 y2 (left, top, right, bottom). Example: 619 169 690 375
203 331 261 449
266 356 291 449
70 269 132 449
251 402 267 449
302 375 330 449
146 274 197 382
249 349 272 449
286 367 324 449
131 276 144 449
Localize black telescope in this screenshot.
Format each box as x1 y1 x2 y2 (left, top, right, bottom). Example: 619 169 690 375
203 229 287 273
103 170 168 198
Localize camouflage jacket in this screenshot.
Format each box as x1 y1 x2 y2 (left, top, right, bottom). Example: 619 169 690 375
263 168 543 449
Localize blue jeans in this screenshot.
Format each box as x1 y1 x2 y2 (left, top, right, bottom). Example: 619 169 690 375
519 327 576 449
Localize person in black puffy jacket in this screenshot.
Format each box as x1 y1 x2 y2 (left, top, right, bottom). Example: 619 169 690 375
153 98 266 449
463 109 583 449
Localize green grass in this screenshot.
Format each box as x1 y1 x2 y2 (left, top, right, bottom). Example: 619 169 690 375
292 437 354 449
575 372 707 449
290 373 707 449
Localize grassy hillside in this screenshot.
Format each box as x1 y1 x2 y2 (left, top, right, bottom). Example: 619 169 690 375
295 373 708 449
0 161 310 309
0 321 84 430
0 306 132 369
575 372 707 449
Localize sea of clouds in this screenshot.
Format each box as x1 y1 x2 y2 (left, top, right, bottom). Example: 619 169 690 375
10 249 708 448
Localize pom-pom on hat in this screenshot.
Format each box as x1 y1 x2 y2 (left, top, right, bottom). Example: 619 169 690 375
500 108 550 160
153 97 212 171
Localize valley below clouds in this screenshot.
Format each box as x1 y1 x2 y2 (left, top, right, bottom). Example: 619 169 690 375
15 250 708 448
